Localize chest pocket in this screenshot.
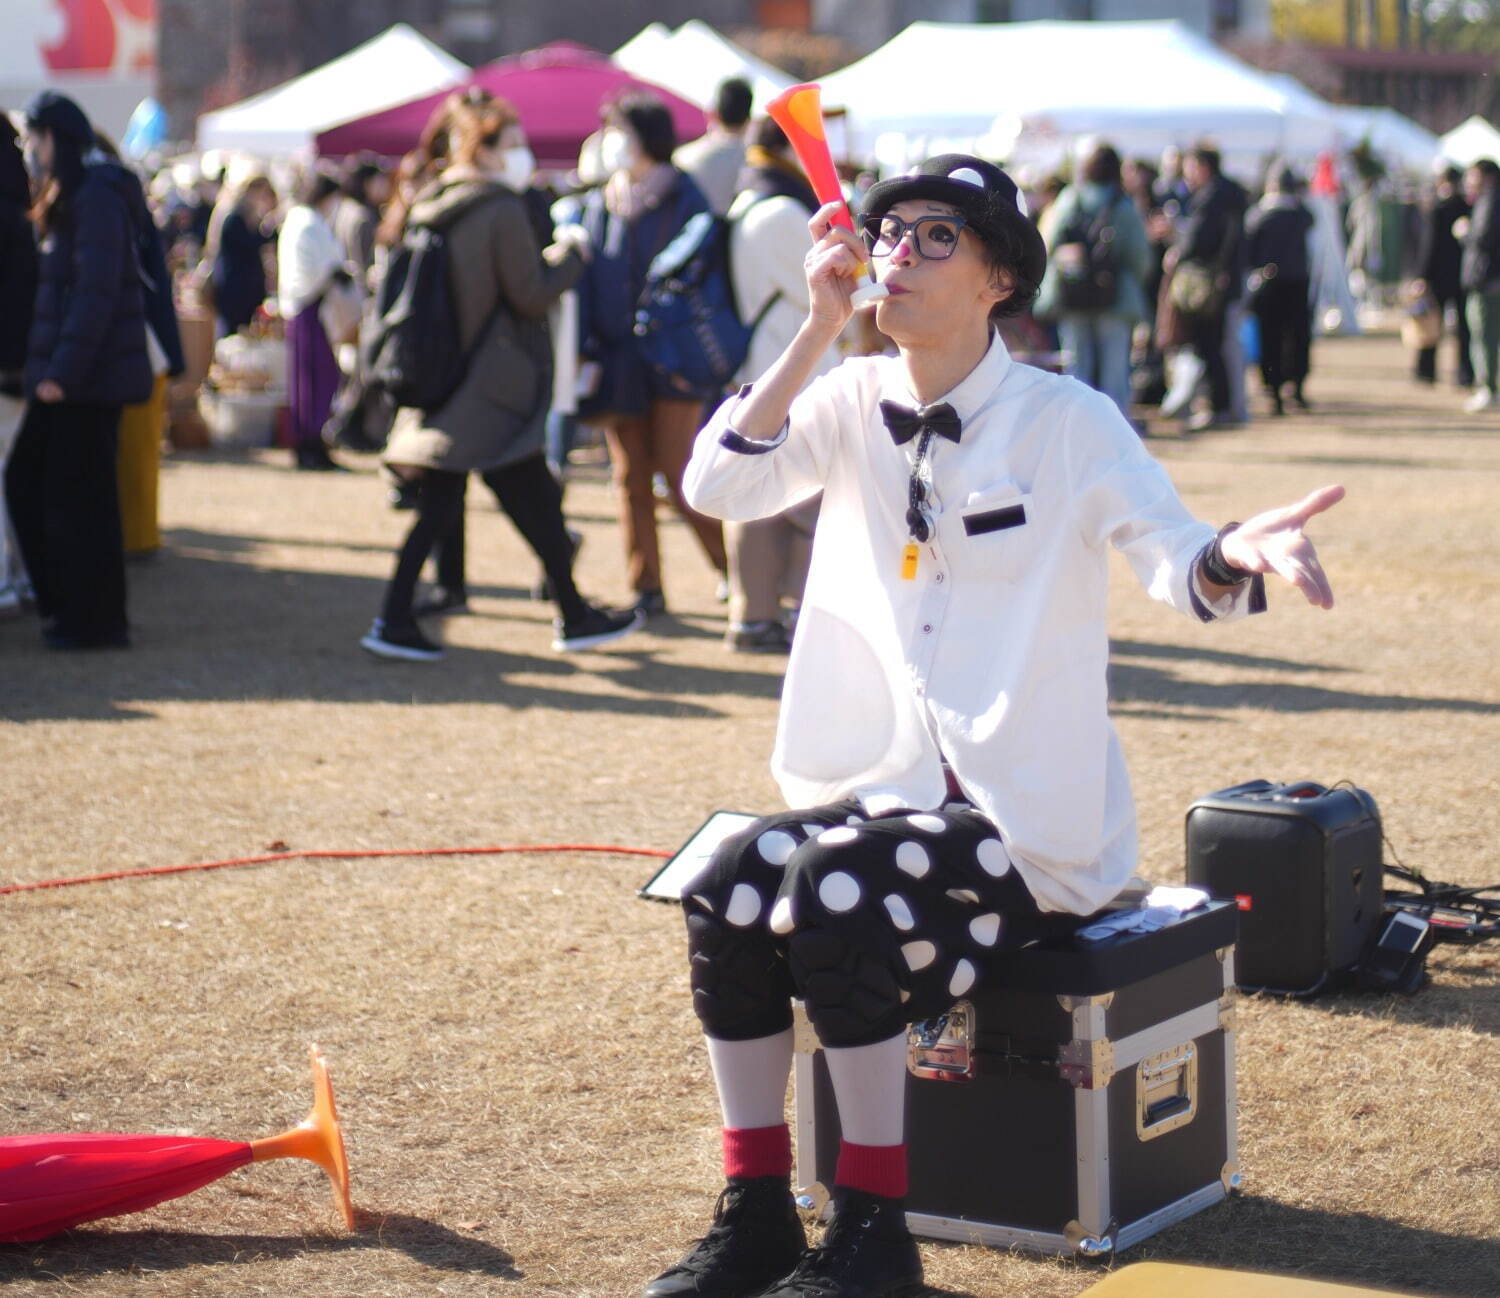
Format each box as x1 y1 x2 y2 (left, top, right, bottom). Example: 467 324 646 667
957 486 1036 582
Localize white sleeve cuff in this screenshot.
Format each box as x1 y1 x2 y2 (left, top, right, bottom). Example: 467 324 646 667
717 384 790 455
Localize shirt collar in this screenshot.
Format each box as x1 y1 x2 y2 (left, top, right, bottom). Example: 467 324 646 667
881 330 1013 427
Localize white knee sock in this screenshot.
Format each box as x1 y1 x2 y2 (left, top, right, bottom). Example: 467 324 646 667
823 1032 908 1147
705 1029 794 1130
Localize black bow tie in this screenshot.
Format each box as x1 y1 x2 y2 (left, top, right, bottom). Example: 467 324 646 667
880 400 962 447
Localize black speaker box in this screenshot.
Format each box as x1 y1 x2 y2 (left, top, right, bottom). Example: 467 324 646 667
1185 780 1383 994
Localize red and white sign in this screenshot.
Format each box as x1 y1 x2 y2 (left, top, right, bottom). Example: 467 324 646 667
4 0 156 81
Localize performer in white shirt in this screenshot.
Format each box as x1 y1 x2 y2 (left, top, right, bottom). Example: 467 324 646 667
643 155 1342 1298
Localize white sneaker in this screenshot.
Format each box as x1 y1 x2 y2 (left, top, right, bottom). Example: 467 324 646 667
1463 388 1494 413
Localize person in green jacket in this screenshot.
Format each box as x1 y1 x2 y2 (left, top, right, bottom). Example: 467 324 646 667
1034 142 1151 419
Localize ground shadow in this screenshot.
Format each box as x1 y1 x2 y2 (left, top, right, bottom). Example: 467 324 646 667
1107 645 1500 719
1245 946 1500 1037
1096 1192 1499 1297
0 537 784 723
0 1210 521 1283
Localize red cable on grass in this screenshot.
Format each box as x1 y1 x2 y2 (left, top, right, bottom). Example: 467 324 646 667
0 844 672 897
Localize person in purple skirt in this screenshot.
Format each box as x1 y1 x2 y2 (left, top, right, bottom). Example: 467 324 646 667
276 166 347 470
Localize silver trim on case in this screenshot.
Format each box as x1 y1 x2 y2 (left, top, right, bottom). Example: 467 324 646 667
1112 1180 1229 1252
1074 1079 1111 1236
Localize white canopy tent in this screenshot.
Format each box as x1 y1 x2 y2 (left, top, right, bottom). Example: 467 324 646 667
821 21 1341 179
1331 105 1440 175
613 20 794 113
196 24 468 156
1439 115 1500 167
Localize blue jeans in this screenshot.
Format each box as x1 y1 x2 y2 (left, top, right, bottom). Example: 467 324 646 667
1060 313 1134 417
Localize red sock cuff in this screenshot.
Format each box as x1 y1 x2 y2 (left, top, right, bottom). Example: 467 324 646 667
723 1124 792 1180
835 1140 908 1200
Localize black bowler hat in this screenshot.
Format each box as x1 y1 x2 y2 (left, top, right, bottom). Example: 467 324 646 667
861 154 1047 288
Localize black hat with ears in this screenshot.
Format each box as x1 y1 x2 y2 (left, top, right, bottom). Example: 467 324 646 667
861 153 1046 288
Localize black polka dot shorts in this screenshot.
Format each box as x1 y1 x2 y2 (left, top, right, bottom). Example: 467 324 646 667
683 800 1085 1034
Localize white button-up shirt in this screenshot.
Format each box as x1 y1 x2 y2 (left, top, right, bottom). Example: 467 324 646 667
684 332 1262 915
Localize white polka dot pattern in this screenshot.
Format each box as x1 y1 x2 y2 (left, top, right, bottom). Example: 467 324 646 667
769 895 796 934
906 814 947 834
756 830 796 866
894 840 931 878
945 888 980 904
818 871 862 913
976 838 1011 877
969 912 1001 946
901 940 937 971
802 823 824 839
690 893 714 913
817 826 860 846
725 883 762 928
949 959 976 996
883 894 916 931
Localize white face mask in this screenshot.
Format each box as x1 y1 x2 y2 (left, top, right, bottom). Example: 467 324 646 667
598 128 634 176
499 145 535 193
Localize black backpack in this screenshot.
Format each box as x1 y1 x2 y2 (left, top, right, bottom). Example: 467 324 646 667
368 197 504 412
633 208 779 394
1054 193 1123 312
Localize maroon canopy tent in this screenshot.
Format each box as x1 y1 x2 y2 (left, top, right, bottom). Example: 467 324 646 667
316 41 706 168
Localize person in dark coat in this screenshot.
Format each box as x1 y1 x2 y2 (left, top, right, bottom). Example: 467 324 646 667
576 92 727 619
6 92 151 649
1460 158 1500 412
0 114 38 608
1245 164 1315 416
1412 165 1473 388
364 93 638 662
209 174 277 337
1166 145 1247 430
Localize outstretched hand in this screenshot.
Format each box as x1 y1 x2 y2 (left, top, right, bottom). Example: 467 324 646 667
1219 484 1346 609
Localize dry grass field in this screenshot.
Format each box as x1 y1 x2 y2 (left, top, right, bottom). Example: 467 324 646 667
1 331 1496 1298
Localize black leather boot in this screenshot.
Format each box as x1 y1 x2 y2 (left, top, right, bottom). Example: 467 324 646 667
642 1177 806 1298
759 1188 923 1298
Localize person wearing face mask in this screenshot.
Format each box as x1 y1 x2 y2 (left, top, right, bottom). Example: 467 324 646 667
576 93 727 620
1034 142 1151 421
364 94 639 661
6 92 152 650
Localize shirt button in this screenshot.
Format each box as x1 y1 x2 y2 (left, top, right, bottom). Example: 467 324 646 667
935 572 945 583
922 624 932 634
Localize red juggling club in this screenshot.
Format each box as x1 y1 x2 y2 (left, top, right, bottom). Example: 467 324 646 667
0 1046 354 1242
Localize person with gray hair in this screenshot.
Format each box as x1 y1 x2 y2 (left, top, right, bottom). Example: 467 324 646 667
1245 162 1315 416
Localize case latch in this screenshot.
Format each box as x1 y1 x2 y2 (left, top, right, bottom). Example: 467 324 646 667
1135 1043 1199 1140
906 1000 975 1082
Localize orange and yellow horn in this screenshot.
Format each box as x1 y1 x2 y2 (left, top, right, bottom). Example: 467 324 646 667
248 1045 354 1229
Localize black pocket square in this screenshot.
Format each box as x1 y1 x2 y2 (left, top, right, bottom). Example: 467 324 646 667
963 503 1027 536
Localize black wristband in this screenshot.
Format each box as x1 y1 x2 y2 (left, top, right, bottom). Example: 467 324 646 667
1199 522 1252 587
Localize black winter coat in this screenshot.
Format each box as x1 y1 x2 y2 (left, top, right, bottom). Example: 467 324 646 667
25 161 153 405
1461 186 1500 294
0 197 36 384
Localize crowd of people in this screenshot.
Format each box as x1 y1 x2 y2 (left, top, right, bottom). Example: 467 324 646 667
1 76 1497 659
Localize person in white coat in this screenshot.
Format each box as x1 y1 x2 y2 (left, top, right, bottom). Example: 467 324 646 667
642 154 1344 1298
721 118 840 652
277 166 348 470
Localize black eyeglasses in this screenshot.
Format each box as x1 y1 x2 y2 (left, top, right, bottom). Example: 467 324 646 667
861 213 968 261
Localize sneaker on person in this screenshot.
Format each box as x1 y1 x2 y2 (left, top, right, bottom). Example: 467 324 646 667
1463 388 1495 413
641 1177 806 1298
758 1189 922 1298
727 620 791 654
360 618 444 662
552 604 643 652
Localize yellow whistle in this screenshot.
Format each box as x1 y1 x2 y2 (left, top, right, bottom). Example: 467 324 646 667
900 542 920 581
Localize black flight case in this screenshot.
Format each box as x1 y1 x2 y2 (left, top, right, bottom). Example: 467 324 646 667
792 900 1240 1259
